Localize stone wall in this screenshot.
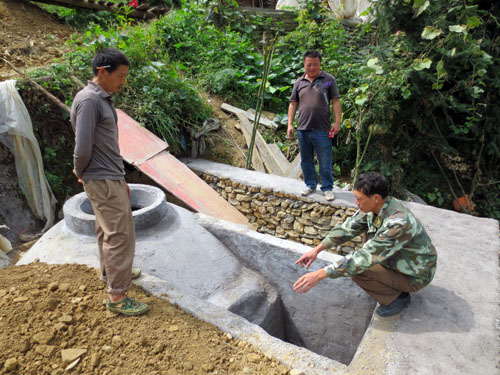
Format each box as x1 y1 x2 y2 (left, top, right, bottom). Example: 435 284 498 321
195 171 363 254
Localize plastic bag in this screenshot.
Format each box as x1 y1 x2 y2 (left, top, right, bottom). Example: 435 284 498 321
0 80 56 232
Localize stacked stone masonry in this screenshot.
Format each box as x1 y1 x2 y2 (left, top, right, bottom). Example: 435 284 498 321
200 173 363 254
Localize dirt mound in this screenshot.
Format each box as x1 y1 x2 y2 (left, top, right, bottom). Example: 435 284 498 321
0 262 291 374
0 0 74 81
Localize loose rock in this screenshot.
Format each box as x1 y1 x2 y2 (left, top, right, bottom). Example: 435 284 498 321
33 331 55 345
3 357 18 371
61 348 87 363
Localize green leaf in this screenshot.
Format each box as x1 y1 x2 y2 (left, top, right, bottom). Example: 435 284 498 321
421 26 442 40
360 66 376 76
449 24 467 33
367 58 378 67
359 83 369 93
477 68 487 77
413 0 430 17
366 58 383 74
355 94 368 106
413 58 432 71
436 60 446 78
401 87 411 99
480 51 492 62
466 16 482 29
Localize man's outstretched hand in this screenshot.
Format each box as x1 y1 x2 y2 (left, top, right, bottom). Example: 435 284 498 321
294 250 317 269
293 269 328 293
294 243 324 269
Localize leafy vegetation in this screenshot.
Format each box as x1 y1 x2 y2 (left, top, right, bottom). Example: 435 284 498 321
341 0 500 219
22 0 500 220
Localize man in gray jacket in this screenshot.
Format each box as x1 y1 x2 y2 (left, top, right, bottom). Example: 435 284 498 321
71 48 148 316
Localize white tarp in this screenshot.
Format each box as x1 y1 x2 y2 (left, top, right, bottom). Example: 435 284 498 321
277 0 373 19
0 225 12 254
0 80 56 232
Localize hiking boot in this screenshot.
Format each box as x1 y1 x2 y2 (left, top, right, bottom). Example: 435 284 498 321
101 267 141 283
323 190 335 201
375 292 411 317
106 296 149 316
301 187 315 196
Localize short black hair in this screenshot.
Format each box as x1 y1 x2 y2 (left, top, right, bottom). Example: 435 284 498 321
303 50 322 62
91 48 130 77
354 172 389 198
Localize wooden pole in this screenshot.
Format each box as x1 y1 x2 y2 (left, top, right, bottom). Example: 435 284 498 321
0 57 71 114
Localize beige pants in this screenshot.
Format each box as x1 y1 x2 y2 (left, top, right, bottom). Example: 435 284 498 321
83 179 135 295
351 264 426 306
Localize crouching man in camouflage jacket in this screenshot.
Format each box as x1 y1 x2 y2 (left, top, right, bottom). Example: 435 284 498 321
293 171 437 317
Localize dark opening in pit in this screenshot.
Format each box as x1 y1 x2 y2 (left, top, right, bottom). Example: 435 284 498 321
80 189 158 214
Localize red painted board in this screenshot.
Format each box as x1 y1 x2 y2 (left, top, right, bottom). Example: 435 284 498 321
139 151 251 227
116 108 168 164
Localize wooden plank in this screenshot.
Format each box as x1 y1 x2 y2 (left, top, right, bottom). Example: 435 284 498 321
222 103 277 129
236 112 285 176
116 109 250 227
285 153 302 179
237 115 266 173
116 109 168 165
139 151 251 227
268 143 291 175
29 0 168 18
246 108 278 129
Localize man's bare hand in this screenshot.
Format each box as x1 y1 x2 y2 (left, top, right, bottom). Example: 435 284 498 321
293 269 328 293
287 125 294 139
295 249 318 269
72 169 82 184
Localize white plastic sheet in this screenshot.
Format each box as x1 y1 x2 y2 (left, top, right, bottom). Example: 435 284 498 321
276 0 372 20
276 0 301 10
0 225 12 254
0 80 56 232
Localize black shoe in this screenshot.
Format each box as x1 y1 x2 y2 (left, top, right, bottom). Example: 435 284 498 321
375 292 411 317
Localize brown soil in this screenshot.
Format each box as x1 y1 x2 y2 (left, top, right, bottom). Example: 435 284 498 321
0 0 74 81
202 95 248 168
0 262 291 374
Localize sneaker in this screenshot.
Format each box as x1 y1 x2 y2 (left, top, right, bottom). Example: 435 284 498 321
301 187 315 196
101 267 142 283
106 296 149 316
375 292 411 317
323 190 335 201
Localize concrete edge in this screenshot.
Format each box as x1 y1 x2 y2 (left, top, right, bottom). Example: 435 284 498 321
180 157 358 209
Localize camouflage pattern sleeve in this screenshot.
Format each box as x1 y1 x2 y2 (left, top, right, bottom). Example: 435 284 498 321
324 218 409 279
320 210 368 250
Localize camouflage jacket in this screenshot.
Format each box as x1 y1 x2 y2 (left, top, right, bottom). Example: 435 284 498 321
322 197 437 286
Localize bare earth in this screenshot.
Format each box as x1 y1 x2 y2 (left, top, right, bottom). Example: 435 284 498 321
0 262 291 374
0 0 74 81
